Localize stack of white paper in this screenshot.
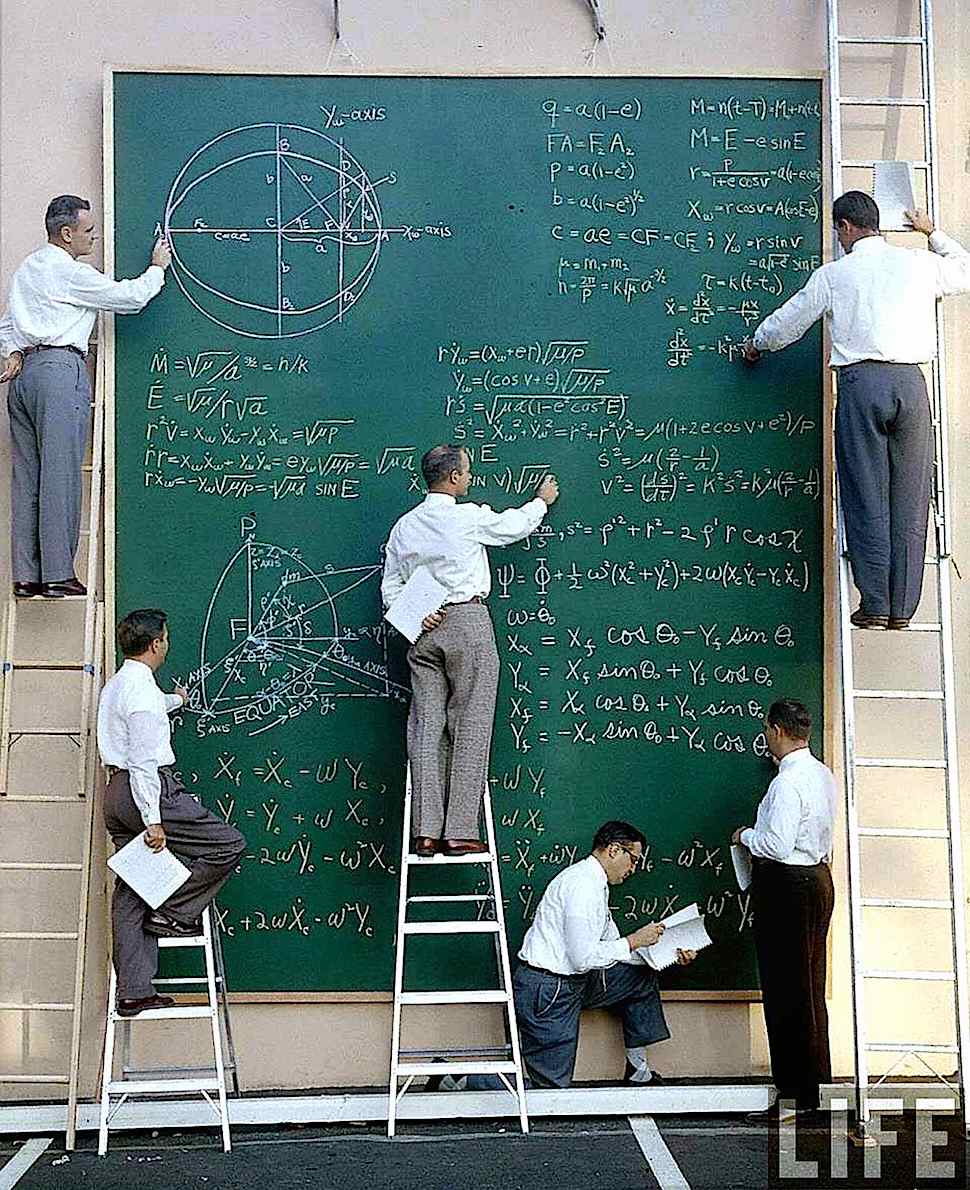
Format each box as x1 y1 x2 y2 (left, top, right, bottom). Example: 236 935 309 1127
107 834 191 910
383 567 449 644
637 903 713 971
874 161 917 232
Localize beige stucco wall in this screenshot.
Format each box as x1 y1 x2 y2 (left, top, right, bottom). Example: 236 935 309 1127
1 0 968 1100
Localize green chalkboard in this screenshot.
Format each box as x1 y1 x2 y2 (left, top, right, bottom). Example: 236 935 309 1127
110 73 824 993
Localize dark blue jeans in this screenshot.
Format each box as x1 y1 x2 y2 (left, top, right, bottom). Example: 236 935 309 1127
510 961 670 1088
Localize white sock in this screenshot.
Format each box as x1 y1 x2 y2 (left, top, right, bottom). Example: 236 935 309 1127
625 1046 653 1083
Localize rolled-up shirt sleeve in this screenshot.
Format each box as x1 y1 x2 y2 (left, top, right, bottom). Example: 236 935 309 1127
473 497 547 547
741 775 799 862
753 267 831 354
562 898 630 973
127 710 163 826
66 261 165 313
928 230 970 297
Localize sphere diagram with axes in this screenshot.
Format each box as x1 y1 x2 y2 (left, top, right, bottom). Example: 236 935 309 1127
163 122 432 339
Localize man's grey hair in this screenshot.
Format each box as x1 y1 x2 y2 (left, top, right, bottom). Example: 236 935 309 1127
45 195 90 240
421 444 466 488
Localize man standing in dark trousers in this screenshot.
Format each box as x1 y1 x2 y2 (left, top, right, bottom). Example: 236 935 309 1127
732 698 836 1123
381 444 558 856
0 196 170 599
97 609 245 1017
743 193 970 629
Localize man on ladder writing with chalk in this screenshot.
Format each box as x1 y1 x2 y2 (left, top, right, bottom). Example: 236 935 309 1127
381 444 559 855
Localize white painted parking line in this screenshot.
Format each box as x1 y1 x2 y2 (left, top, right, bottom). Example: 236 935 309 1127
629 1117 690 1189
0 1138 52 1189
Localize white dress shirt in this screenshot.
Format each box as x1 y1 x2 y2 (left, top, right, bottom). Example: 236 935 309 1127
519 855 640 974
381 492 547 607
0 243 165 358
741 746 837 866
97 660 183 827
753 230 970 367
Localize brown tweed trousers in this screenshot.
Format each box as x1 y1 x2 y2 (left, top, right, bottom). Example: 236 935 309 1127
406 602 500 839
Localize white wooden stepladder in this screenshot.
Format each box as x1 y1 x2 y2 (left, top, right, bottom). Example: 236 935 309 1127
0 329 108 1149
98 903 234 1154
388 773 529 1137
827 0 969 1138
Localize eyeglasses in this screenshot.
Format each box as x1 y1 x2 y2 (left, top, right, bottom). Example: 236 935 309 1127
615 844 641 866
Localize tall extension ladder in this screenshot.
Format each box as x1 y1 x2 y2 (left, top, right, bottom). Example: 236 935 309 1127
388 775 529 1137
827 0 970 1138
98 904 234 1153
0 329 108 1148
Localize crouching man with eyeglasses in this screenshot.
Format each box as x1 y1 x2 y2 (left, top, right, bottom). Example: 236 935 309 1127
509 820 695 1089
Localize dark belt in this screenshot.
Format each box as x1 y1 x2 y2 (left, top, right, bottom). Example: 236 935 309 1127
22 344 86 359
446 595 486 606
519 960 585 982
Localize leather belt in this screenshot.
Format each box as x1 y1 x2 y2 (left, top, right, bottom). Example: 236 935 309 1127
22 344 86 359
446 595 486 606
519 960 585 982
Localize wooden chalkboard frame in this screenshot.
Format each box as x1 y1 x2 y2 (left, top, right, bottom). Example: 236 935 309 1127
102 65 833 1004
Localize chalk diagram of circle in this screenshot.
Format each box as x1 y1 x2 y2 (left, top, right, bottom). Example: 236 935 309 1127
164 123 395 339
192 538 409 737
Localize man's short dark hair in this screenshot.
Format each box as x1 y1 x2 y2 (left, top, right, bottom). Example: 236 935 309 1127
592 820 646 852
117 609 167 657
45 195 90 240
421 443 466 488
832 191 880 232
767 698 812 741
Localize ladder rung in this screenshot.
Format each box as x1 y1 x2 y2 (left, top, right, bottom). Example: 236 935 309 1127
406 852 494 866
399 990 509 1005
157 935 206 948
106 1077 221 1094
400 1045 510 1058
840 159 929 170
0 1073 70 1083
867 1042 958 1054
861 897 952 910
109 1005 214 1022
122 1064 225 1079
853 689 943 700
0 1001 73 1011
7 661 85 671
838 35 925 45
858 827 949 839
393 1062 518 1077
7 730 82 736
856 758 947 769
863 969 954 982
0 861 83 871
402 921 500 935
407 894 490 904
0 931 79 940
840 96 928 107
152 977 211 986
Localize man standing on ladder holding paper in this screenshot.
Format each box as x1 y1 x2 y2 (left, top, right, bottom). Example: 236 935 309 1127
0 195 170 599
742 192 970 629
381 444 559 856
98 609 246 1017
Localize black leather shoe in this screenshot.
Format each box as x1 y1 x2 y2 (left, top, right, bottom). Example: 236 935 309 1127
144 911 202 938
888 617 910 630
850 607 888 630
623 1061 665 1085
12 582 43 598
41 578 86 598
116 993 175 1018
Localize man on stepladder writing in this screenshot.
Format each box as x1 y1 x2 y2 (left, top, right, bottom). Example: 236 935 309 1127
0 195 171 599
381 444 559 856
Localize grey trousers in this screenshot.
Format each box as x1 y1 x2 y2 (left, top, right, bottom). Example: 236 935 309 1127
406 602 499 840
103 768 246 1000
835 361 933 620
7 348 90 584
512 962 670 1088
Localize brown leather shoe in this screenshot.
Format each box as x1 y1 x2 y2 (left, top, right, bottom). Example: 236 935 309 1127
116 993 175 1018
850 607 888 630
412 837 440 857
441 839 489 856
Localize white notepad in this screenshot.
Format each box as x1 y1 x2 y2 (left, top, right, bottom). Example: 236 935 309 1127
383 567 449 644
874 161 917 231
107 833 191 910
731 843 753 892
636 902 713 971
